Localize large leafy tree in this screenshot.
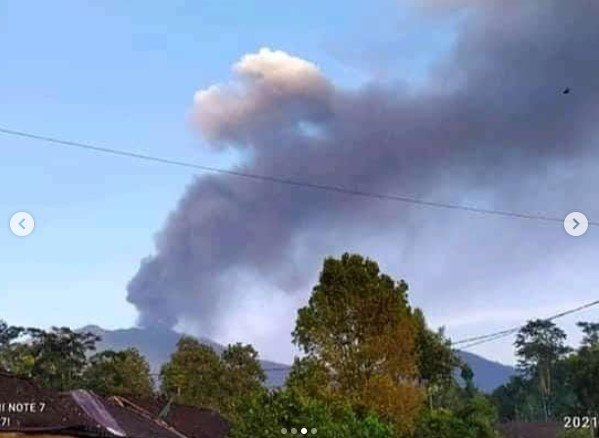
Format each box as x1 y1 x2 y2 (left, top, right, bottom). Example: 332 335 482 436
492 322 595 423
285 356 331 400
161 337 266 417
161 337 226 410
221 342 267 416
515 319 570 420
567 321 599 416
413 309 457 386
414 394 499 438
0 320 23 349
222 342 265 393
82 348 154 397
292 253 424 434
10 327 99 391
230 388 396 438
1 322 99 388
0 320 27 373
412 309 461 411
492 375 543 422
578 321 599 348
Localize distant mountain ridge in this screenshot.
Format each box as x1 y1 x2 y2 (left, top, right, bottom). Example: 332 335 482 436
455 350 515 392
79 325 289 387
80 325 514 392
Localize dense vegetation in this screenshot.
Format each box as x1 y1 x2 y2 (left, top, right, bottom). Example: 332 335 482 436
492 320 599 426
2 253 594 436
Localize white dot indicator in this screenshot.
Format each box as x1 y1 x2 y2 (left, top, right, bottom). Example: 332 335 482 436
291 428 297 435
281 428 287 435
301 428 307 435
311 429 317 435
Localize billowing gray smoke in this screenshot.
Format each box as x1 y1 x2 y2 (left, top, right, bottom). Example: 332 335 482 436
127 0 599 340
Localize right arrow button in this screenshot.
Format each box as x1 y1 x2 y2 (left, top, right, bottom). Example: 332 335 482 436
564 212 588 237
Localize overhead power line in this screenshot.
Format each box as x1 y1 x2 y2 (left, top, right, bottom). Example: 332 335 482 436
459 332 521 350
120 299 599 374
0 126 588 226
454 298 599 350
455 327 521 347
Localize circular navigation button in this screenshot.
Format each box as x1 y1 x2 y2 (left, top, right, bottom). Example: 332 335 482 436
564 212 588 237
10 212 35 237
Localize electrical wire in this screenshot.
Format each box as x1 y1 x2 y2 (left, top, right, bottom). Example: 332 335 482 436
1 126 589 226
454 298 599 350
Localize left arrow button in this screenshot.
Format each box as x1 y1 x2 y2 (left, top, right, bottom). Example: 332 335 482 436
10 212 35 237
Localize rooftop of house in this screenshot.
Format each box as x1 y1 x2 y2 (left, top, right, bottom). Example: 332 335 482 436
0 372 229 438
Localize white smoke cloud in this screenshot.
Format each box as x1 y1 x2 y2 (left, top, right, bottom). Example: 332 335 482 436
193 47 333 146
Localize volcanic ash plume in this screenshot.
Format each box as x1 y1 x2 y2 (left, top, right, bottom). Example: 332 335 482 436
127 1 599 338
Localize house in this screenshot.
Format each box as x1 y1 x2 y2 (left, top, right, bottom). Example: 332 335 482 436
0 372 229 438
107 396 230 438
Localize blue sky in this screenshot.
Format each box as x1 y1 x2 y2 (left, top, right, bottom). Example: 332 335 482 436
3 0 595 366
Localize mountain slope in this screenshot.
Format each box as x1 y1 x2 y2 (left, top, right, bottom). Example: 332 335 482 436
456 350 515 392
81 325 514 391
80 325 289 387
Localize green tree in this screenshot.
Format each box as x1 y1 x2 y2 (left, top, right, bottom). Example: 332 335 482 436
2 323 99 386
457 394 499 438
515 319 570 421
292 253 424 434
25 327 99 390
414 395 499 438
568 321 599 416
578 321 599 348
222 343 265 392
221 342 267 416
460 364 476 398
0 320 27 373
412 309 461 412
413 309 457 386
3 344 37 376
285 356 331 400
413 409 471 438
230 388 396 438
83 348 154 397
0 320 23 349
492 375 540 422
161 337 225 410
161 337 266 418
